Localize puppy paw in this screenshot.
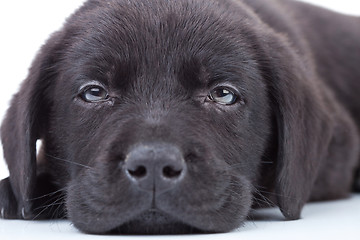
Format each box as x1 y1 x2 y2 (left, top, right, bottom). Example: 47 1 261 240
0 177 19 219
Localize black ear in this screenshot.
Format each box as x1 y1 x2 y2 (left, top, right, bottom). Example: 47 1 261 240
0 33 61 219
259 34 335 219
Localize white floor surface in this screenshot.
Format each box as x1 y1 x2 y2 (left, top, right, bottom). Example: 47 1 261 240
0 195 359 240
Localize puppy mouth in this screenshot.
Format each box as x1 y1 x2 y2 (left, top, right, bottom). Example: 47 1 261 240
111 208 203 235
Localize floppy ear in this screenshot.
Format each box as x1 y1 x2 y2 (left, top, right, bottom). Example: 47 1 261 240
259 34 334 219
0 34 60 218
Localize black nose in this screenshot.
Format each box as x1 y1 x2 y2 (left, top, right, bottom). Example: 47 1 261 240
124 143 186 194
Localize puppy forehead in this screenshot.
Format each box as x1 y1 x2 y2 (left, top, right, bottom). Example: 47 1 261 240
65 0 256 89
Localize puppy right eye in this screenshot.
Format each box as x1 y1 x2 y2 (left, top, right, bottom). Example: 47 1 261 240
208 87 238 105
80 85 109 103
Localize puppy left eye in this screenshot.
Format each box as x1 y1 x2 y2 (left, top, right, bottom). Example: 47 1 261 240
208 87 238 105
80 86 109 103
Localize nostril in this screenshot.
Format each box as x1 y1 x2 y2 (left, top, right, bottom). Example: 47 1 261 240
162 165 182 179
127 166 147 178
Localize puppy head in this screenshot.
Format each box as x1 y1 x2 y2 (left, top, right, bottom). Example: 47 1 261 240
1 0 332 234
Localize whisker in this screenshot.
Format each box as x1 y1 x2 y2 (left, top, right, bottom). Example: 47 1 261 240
51 200 67 219
28 187 67 201
252 189 275 207
260 161 273 164
32 196 66 220
45 153 93 169
33 193 65 211
254 187 300 202
228 161 274 172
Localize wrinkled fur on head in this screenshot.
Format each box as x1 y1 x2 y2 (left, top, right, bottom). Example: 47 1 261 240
1 0 359 235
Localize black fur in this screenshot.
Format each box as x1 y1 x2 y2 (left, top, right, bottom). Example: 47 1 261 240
0 0 359 234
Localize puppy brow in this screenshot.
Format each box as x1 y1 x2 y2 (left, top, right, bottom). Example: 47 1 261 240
207 70 243 88
70 59 125 88
179 58 209 90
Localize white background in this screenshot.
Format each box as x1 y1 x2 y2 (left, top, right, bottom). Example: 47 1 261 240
0 0 359 239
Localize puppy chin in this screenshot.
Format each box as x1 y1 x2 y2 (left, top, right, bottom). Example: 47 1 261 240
113 209 203 235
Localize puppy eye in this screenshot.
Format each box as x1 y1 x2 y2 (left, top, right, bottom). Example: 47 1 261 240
80 85 109 103
208 87 238 105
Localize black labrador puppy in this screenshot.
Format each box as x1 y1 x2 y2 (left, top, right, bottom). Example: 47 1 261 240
0 0 359 234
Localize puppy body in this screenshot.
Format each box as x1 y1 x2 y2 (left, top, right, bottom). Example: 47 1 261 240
243 0 360 200
0 0 359 234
